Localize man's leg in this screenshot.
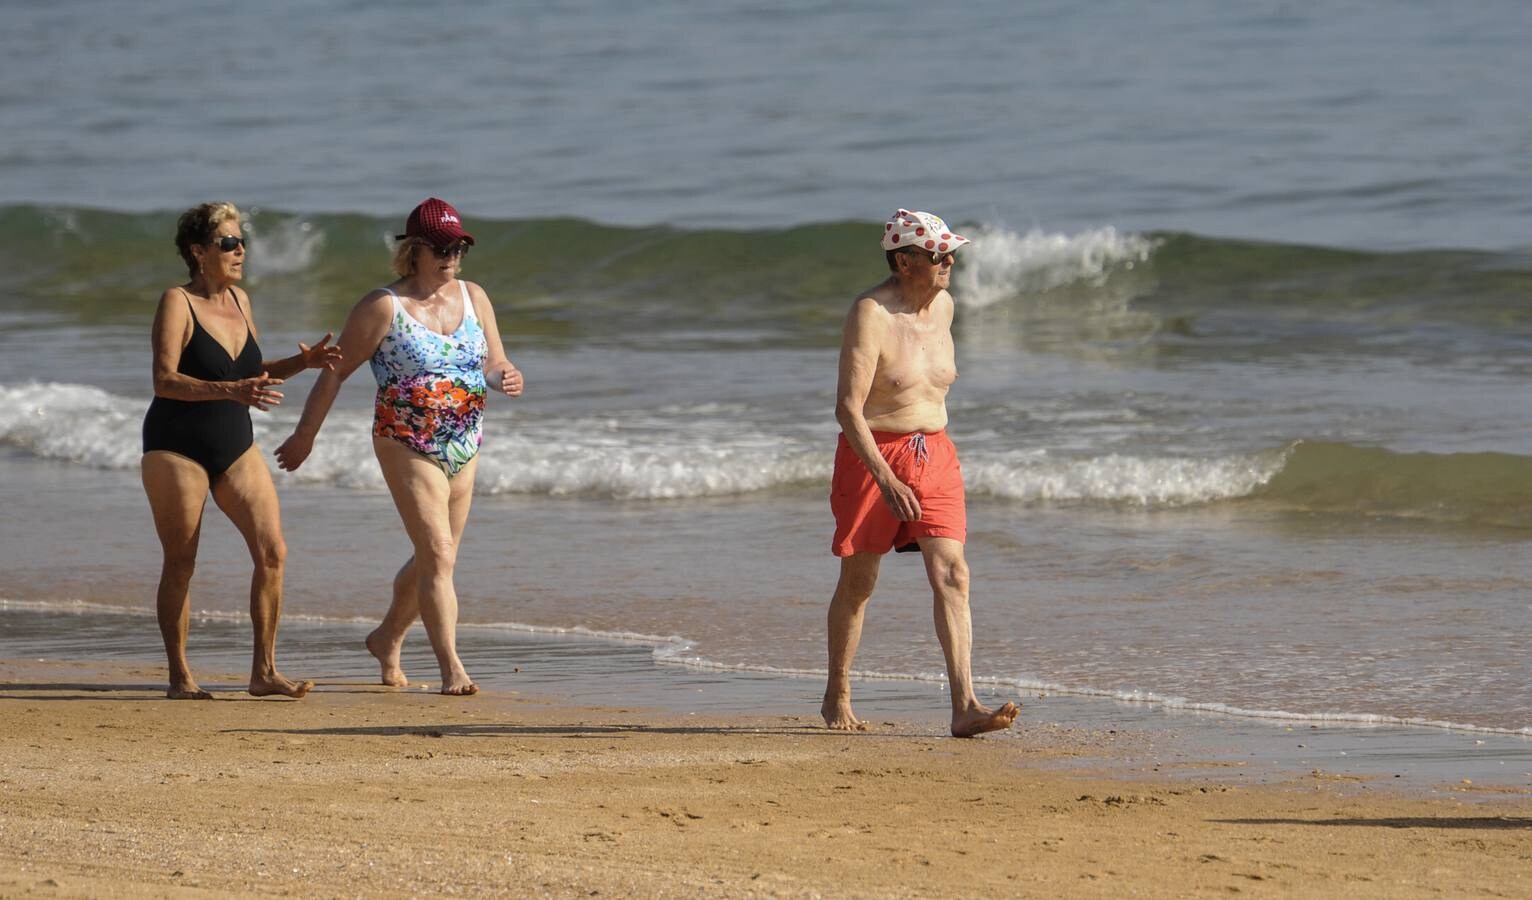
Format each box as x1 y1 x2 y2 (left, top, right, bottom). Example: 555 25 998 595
822 552 881 730
918 537 1018 737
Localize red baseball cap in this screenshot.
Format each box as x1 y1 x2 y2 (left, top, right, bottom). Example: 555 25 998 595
395 197 475 247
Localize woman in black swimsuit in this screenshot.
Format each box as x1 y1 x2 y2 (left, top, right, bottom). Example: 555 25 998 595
141 201 340 700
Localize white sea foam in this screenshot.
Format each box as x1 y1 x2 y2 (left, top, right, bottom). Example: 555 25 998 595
0 382 1285 505
472 430 827 499
963 448 1287 506
0 382 143 470
244 213 325 278
953 224 1156 309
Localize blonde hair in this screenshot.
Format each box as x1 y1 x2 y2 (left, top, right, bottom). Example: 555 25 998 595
392 236 428 278
175 202 241 277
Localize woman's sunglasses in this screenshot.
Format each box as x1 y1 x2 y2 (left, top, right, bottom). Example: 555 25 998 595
430 242 471 259
209 235 246 252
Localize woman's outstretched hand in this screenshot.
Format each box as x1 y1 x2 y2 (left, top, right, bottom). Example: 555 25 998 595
234 373 284 410
299 333 343 371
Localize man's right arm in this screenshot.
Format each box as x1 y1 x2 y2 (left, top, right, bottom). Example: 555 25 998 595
835 297 922 521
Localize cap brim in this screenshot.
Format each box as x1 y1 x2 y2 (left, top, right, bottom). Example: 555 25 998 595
394 232 475 246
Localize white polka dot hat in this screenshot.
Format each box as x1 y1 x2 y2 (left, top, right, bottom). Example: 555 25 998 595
881 209 970 255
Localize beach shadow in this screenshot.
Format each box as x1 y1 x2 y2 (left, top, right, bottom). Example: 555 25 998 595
0 684 305 702
226 722 867 739
1 682 165 693
1 683 175 702
1215 817 1532 830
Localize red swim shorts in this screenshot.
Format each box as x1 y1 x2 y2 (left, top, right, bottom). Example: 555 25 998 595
830 429 967 557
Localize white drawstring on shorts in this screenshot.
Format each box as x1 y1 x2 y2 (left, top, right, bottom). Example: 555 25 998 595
907 432 928 465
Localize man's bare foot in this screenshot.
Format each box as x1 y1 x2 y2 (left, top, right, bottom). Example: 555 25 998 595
167 681 213 700
248 673 314 699
951 701 1020 738
821 697 868 731
365 628 408 687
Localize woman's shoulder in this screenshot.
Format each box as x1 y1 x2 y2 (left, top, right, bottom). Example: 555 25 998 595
157 284 189 306
153 285 193 322
355 286 398 310
460 280 494 313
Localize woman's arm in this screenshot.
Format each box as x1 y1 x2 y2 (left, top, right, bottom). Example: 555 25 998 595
273 290 393 471
467 281 525 398
260 333 340 381
232 287 342 380
150 288 284 408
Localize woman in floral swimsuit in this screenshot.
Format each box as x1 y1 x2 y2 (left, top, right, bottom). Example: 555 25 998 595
276 198 524 695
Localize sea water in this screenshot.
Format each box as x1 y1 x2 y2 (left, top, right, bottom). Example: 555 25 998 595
2 2 1531 742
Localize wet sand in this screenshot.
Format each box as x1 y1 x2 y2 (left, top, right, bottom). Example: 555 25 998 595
3 658 1531 897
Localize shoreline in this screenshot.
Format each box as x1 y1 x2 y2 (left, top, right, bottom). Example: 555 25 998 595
3 656 1531 897
4 603 1532 796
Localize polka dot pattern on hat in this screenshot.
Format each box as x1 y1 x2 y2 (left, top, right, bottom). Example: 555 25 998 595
880 209 970 254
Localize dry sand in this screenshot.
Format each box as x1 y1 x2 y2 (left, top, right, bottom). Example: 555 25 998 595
2 658 1530 898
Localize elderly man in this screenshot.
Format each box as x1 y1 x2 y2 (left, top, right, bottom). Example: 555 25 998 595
823 209 1020 738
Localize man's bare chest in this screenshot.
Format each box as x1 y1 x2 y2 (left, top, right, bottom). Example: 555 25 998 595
877 323 957 391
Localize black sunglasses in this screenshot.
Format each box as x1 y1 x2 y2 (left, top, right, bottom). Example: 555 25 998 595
899 247 955 266
209 235 246 252
430 242 470 259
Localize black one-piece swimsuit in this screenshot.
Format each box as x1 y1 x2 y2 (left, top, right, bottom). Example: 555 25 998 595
142 293 262 477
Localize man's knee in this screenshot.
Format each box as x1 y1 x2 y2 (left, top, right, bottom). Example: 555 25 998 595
162 548 198 582
255 538 287 572
929 554 970 597
835 557 880 603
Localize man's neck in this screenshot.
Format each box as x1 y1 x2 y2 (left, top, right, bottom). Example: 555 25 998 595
892 277 939 313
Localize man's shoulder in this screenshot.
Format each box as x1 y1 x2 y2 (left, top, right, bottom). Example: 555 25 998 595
848 279 898 315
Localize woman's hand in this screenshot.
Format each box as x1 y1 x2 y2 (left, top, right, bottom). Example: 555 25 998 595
299 333 343 371
273 431 313 471
497 362 525 397
234 373 285 410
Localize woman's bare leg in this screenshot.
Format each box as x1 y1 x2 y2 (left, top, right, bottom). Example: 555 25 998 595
372 438 479 695
366 558 419 686
141 451 213 699
211 445 312 698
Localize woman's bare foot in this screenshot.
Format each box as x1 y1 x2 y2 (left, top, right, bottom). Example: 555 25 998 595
821 696 868 731
365 628 408 687
436 656 478 696
167 680 213 701
951 701 1020 738
248 672 314 699
440 678 479 696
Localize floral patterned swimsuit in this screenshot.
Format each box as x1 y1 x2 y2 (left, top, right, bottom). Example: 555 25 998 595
370 281 488 476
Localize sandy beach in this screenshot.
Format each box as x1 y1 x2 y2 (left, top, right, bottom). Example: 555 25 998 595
1 658 1529 898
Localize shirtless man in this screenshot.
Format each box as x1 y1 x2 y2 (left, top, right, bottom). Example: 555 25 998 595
823 209 1020 738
